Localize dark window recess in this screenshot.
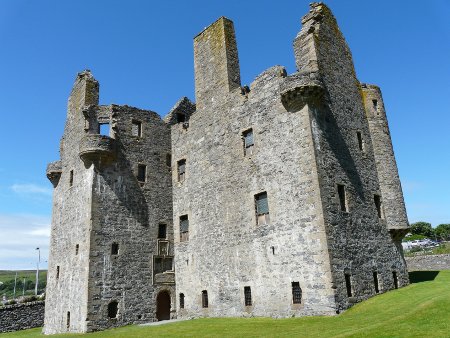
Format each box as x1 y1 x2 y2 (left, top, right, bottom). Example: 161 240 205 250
337 184 347 212
271 246 275 255
111 242 119 255
158 241 169 255
292 282 302 304
137 164 146 182
177 113 186 123
372 99 378 112
166 153 171 167
108 301 118 319
393 271 398 289
255 192 270 225
132 120 142 137
243 129 254 156
56 266 60 280
75 244 79 255
178 159 186 182
373 272 380 293
244 286 252 306
180 215 189 242
158 223 167 239
66 311 70 329
99 123 110 136
201 290 208 308
69 170 74 187
154 257 173 273
179 293 185 309
374 195 383 219
357 132 364 151
345 273 352 297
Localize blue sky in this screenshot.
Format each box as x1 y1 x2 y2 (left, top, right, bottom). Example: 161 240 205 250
0 0 449 270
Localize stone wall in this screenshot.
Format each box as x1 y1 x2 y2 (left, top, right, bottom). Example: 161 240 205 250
406 254 450 271
0 301 45 333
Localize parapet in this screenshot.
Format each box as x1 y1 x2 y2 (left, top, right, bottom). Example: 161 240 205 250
164 97 196 126
280 70 325 112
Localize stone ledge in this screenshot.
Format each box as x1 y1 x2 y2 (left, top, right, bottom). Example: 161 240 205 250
79 134 117 165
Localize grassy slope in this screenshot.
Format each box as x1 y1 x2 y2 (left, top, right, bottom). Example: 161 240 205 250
3 271 450 338
0 271 47 298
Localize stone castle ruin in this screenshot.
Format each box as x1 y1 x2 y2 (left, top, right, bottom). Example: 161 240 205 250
44 3 409 334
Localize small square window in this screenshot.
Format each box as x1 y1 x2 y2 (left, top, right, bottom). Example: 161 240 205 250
243 129 254 156
137 164 147 183
177 113 186 123
99 123 110 136
132 120 142 137
337 184 348 212
178 159 186 183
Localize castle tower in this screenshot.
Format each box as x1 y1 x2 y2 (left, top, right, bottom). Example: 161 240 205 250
361 84 410 242
44 71 174 334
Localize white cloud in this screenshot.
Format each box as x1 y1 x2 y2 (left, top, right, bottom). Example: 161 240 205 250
10 183 52 197
0 214 51 270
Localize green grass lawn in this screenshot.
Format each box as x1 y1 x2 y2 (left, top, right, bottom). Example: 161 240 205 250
2 271 450 337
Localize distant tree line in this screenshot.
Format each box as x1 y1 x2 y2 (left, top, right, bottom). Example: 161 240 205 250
409 222 450 241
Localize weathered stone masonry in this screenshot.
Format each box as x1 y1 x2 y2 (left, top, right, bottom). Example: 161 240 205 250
44 2 409 334
0 301 45 333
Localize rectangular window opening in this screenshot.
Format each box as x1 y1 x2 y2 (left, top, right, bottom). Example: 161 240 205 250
356 131 364 151
244 286 252 306
179 293 185 309
132 120 142 137
292 282 302 304
111 242 119 255
153 257 173 274
158 241 169 256
374 195 383 219
255 191 270 225
372 99 378 113
337 184 348 212
345 273 352 297
158 223 167 239
99 123 110 136
137 164 147 183
201 290 208 308
243 129 254 156
75 244 79 255
177 159 186 183
177 113 185 123
373 271 380 293
69 170 74 187
180 215 189 242
393 271 398 289
56 266 60 280
66 311 70 330
166 153 171 167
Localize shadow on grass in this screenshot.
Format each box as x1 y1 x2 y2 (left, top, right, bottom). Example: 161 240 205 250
409 271 440 283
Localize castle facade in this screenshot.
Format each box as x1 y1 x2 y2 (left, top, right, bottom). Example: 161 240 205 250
44 3 409 334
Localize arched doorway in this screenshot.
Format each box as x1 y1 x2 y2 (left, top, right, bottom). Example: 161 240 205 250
156 290 171 321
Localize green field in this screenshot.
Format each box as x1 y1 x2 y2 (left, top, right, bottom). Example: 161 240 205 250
0 270 47 299
2 271 449 337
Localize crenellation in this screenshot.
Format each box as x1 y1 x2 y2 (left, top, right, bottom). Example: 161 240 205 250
44 2 409 334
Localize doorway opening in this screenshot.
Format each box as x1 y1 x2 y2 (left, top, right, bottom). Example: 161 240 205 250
156 290 171 321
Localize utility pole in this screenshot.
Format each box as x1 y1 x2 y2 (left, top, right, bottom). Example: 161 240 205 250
35 247 40 296
13 272 17 299
23 278 26 296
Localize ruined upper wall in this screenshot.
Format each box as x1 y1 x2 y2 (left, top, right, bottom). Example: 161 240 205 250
194 17 241 110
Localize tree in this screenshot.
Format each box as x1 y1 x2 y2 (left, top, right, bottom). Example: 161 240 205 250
410 222 435 238
435 224 450 241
